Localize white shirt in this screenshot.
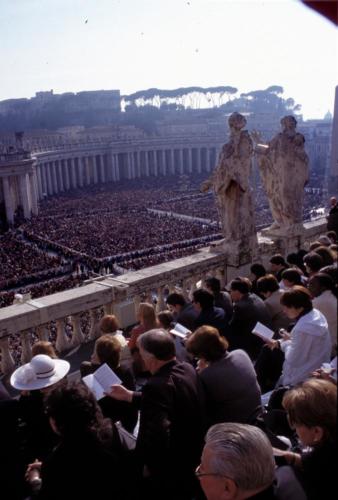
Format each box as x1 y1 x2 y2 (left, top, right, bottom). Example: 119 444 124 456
313 290 337 349
280 309 331 386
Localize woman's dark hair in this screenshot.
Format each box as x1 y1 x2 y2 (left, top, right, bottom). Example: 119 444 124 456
303 252 324 273
192 289 214 309
309 273 338 298
281 268 302 285
270 254 287 266
205 277 221 294
283 379 337 443
280 286 313 314
314 246 334 267
230 277 251 295
327 230 337 243
250 263 267 278
186 326 228 362
45 381 110 441
157 310 174 330
257 274 280 294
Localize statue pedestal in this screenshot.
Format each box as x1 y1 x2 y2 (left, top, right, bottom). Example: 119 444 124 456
209 237 259 266
261 224 306 254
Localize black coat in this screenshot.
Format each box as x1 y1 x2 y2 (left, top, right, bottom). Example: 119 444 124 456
228 293 273 360
194 306 229 337
132 360 206 499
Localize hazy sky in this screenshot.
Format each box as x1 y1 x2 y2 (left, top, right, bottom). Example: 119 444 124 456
1 0 337 119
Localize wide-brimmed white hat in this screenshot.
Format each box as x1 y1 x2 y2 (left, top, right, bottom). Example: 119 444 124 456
10 354 70 391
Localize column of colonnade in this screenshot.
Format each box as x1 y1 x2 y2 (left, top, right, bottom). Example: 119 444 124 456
34 145 220 200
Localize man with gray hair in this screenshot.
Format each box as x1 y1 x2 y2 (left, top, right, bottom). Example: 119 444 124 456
107 328 206 500
197 422 306 500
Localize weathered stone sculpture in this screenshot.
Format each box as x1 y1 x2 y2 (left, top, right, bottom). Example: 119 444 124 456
201 112 258 260
254 115 309 234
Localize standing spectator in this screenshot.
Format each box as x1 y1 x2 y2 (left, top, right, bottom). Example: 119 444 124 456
107 329 206 500
327 196 338 233
166 292 198 331
228 278 272 360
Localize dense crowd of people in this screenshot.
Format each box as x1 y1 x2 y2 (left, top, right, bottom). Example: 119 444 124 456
1 227 337 500
0 174 328 310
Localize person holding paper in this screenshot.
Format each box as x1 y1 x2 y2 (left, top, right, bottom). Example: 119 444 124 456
81 334 138 433
106 329 206 500
186 326 261 426
265 287 331 387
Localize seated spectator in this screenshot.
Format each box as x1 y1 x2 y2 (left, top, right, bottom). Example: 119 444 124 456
157 310 190 363
249 263 267 298
99 314 131 364
270 254 288 281
228 278 272 360
308 273 337 354
129 302 157 376
309 241 321 251
205 276 233 319
26 381 124 500
276 379 337 500
317 234 332 247
192 289 228 337
166 292 198 331
256 274 290 332
286 252 306 274
197 423 278 500
186 326 261 426
281 268 303 289
10 355 70 464
80 334 137 433
313 245 334 267
303 252 324 277
266 287 332 387
32 341 58 358
326 230 337 244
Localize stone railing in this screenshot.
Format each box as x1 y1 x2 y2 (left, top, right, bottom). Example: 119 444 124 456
0 218 327 375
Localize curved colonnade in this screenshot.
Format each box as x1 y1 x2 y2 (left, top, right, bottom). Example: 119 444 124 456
34 136 224 199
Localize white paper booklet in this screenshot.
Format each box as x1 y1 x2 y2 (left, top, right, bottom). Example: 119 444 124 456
252 322 274 342
82 363 122 400
170 322 191 339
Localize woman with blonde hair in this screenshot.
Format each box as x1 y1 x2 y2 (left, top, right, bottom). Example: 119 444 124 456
128 302 158 376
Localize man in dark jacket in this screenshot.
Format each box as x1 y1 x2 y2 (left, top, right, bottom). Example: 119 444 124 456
107 329 206 500
228 278 273 360
166 292 198 331
193 288 229 337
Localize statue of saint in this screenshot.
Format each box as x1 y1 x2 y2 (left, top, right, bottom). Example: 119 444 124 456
254 115 309 233
201 112 257 253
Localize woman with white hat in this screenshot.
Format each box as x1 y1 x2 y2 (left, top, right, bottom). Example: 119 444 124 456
11 354 70 465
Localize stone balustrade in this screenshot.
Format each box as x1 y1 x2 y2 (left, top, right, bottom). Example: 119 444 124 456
0 218 327 375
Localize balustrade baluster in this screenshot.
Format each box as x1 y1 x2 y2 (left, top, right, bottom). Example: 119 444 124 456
71 314 85 346
0 337 15 374
55 319 69 353
89 308 101 340
20 331 32 364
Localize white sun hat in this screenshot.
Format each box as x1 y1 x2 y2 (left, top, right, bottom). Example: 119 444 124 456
10 354 70 391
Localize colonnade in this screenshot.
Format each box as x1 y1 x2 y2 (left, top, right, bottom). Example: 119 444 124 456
35 145 220 199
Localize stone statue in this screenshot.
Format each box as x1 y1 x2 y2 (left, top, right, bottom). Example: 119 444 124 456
254 115 309 233
201 112 258 257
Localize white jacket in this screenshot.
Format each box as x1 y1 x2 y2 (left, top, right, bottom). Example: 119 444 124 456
280 309 331 386
313 290 337 349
